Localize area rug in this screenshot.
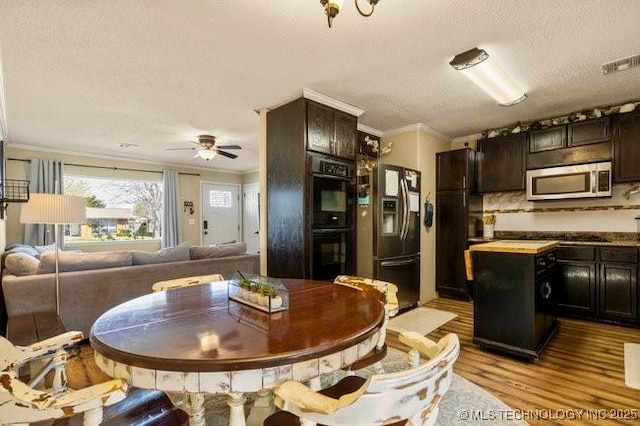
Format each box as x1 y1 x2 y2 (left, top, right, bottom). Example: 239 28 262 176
624 343 640 389
196 347 528 425
388 306 458 334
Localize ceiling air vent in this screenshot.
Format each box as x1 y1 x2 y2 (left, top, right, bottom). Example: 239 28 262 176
602 54 640 74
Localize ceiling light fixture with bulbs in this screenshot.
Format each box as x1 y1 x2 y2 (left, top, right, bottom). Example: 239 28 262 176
449 47 527 107
320 0 381 27
195 149 217 161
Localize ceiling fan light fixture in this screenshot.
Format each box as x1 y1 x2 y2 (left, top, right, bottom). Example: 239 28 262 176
196 149 217 161
449 47 527 107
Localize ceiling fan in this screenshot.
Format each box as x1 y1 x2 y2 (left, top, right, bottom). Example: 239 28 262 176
167 135 241 161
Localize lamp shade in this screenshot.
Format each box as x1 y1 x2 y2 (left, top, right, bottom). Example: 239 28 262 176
20 193 87 224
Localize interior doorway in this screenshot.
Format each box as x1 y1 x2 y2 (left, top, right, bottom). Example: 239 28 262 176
242 182 260 254
200 182 240 246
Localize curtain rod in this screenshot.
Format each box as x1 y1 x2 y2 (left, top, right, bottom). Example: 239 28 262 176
7 158 200 176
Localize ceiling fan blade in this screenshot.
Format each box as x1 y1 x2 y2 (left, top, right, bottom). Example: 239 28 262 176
216 150 238 159
166 147 197 151
216 144 242 150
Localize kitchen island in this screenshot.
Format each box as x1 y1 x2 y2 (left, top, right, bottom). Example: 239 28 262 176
469 240 559 360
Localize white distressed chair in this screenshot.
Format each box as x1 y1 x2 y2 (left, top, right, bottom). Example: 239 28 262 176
0 370 128 425
151 273 225 292
1 332 129 425
0 331 85 395
264 332 460 426
333 275 400 374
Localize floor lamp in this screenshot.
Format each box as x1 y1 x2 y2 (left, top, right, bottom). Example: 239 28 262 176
20 194 87 314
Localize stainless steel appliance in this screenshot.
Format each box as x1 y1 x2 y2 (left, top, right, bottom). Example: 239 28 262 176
310 154 355 280
526 161 612 201
359 163 421 311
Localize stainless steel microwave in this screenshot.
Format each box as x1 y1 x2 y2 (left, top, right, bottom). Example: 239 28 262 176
526 161 612 201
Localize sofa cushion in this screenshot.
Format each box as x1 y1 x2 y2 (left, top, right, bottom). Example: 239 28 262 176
131 242 191 265
190 242 247 260
4 252 41 276
1 244 40 270
37 251 133 273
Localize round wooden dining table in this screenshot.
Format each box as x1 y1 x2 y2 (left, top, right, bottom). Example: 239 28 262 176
90 278 385 426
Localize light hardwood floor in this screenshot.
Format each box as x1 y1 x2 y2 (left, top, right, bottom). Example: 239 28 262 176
387 298 640 426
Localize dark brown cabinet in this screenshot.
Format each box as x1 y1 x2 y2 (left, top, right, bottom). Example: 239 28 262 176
527 118 612 169
556 244 639 325
477 133 526 192
436 148 476 191
569 117 611 146
472 249 559 360
529 126 566 153
613 111 640 183
307 100 356 160
266 97 356 279
435 148 482 299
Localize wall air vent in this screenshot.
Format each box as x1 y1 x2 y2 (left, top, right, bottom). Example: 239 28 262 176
602 54 640 74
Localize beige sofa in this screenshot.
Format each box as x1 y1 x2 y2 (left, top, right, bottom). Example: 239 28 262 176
2 243 259 336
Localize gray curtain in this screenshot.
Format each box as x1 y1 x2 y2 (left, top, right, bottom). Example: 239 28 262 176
162 170 181 248
23 159 65 246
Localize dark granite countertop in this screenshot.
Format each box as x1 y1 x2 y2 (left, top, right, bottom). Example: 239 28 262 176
469 232 640 247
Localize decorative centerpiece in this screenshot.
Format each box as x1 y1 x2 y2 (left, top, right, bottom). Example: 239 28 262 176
228 271 289 313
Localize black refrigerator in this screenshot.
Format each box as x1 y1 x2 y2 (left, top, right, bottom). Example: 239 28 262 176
370 163 421 311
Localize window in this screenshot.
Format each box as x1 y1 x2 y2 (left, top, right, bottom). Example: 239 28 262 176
64 175 163 243
209 190 232 208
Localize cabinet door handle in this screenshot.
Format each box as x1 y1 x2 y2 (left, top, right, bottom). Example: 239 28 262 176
543 281 552 299
463 192 466 208
463 176 466 189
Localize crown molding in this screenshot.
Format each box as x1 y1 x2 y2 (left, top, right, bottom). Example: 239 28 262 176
383 123 451 141
7 143 246 175
452 133 482 144
302 88 364 117
357 123 383 137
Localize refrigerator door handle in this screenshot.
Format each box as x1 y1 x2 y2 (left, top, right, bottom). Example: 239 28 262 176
381 258 417 267
401 178 410 240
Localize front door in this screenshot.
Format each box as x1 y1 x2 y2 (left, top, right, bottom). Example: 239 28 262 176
242 182 260 254
201 182 240 245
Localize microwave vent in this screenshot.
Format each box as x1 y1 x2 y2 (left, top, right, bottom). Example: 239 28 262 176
602 54 640 74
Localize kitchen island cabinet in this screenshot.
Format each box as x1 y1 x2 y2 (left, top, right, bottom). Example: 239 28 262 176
470 241 559 360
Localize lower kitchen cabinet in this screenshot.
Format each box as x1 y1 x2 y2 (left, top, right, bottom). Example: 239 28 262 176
472 249 559 361
556 245 639 325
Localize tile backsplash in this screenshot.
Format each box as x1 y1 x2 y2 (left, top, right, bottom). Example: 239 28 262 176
484 184 640 233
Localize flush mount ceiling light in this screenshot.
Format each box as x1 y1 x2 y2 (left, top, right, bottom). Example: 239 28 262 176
320 0 381 28
449 47 527 107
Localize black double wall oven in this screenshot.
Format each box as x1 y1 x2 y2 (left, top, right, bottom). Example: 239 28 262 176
309 154 355 280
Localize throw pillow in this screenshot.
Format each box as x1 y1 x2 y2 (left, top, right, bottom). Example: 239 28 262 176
190 242 247 260
131 242 191 265
34 243 57 256
4 252 40 276
1 244 40 270
37 251 133 274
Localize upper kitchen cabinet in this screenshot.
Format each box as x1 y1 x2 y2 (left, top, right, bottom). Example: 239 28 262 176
436 148 477 191
529 126 566 153
569 117 611 146
477 133 526 192
527 118 612 169
307 100 357 160
613 111 640 183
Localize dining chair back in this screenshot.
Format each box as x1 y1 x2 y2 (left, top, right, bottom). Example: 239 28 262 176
269 332 460 426
152 273 225 292
333 275 399 374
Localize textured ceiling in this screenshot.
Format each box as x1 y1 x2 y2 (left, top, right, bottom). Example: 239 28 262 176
1 1 639 173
